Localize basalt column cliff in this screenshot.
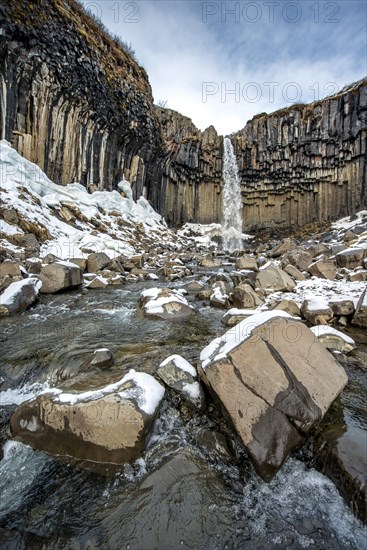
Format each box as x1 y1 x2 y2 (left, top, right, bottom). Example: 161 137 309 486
153 107 223 226
0 0 366 230
232 80 367 229
0 0 162 195
153 81 366 229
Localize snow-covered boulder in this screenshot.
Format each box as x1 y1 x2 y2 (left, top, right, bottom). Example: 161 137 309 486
157 355 205 410
39 261 83 293
301 297 334 325
0 278 42 316
85 275 108 289
199 311 347 480
222 308 256 327
139 287 195 320
310 325 356 353
210 282 230 309
10 370 165 465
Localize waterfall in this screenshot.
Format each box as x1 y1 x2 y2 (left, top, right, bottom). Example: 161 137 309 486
222 137 243 251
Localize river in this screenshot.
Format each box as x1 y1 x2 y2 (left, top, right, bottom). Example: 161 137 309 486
1 275 366 549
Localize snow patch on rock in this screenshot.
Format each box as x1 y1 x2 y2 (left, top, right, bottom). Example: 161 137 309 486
160 354 197 377
201 310 294 369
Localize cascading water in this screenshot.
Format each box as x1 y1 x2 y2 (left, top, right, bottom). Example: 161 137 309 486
222 136 243 251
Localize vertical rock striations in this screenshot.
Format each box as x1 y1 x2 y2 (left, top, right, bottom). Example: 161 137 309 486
152 107 223 225
233 80 367 229
152 81 367 229
0 0 366 229
0 0 161 195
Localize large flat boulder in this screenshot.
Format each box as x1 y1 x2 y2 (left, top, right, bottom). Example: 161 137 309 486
308 257 337 280
87 252 111 273
199 311 347 480
256 266 295 292
232 283 263 309
10 370 165 465
235 256 258 271
0 278 42 316
336 248 366 269
39 261 83 293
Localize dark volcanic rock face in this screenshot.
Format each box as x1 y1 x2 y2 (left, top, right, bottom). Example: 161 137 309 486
0 0 162 195
233 80 367 230
152 108 223 226
0 0 366 230
153 82 367 229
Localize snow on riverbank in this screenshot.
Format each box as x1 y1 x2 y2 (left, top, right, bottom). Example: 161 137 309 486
0 140 188 260
266 277 366 309
178 222 253 249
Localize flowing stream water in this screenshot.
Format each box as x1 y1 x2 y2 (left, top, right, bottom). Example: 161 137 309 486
222 137 243 252
0 274 367 549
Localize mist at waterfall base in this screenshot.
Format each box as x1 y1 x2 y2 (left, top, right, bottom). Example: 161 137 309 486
221 137 243 252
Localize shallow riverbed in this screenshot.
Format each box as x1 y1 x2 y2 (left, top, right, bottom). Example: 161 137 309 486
0 280 366 549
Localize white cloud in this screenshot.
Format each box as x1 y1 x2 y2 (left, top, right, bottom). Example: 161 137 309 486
81 0 366 135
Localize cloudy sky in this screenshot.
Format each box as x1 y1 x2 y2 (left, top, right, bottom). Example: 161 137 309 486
81 0 366 135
